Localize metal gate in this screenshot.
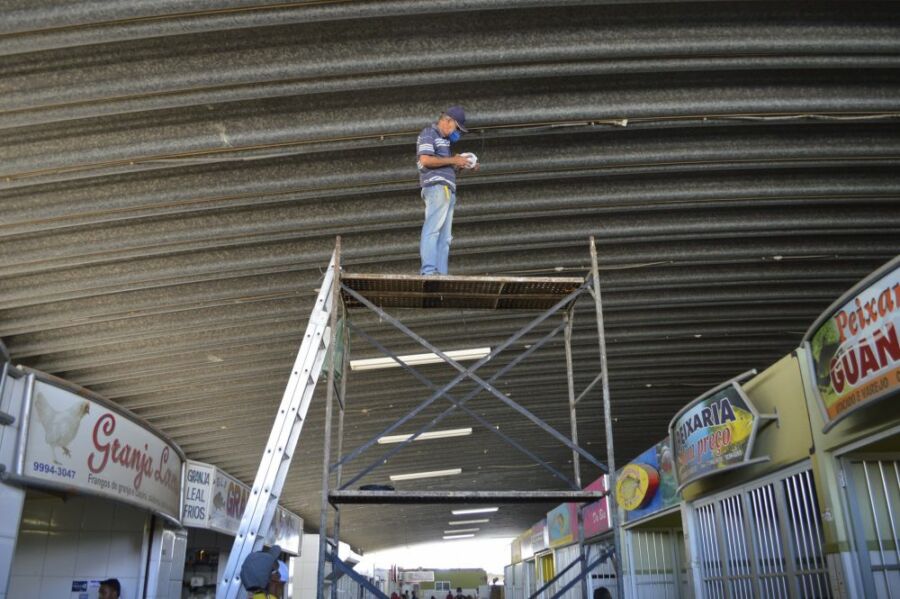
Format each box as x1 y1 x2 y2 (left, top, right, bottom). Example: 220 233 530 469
689 465 831 599
505 560 536 599
844 458 900 599
625 528 686 598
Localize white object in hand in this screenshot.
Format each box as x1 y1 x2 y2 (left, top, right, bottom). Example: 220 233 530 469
460 152 478 169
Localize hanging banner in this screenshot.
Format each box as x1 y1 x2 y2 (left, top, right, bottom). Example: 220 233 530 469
804 257 900 431
669 374 765 491
400 570 435 583
582 475 611 538
547 503 577 548
19 378 183 521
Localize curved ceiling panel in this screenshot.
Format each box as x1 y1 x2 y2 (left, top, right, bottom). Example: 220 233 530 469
2 0 899 551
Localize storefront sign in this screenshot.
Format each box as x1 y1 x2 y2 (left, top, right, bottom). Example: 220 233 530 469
183 460 302 555
20 379 183 521
622 438 679 524
616 464 660 511
183 461 215 527
269 504 302 555
531 519 548 553
582 475 610 538
511 536 523 563
547 503 577 547
520 529 534 560
804 257 900 431
669 378 763 490
400 570 435 582
208 467 250 535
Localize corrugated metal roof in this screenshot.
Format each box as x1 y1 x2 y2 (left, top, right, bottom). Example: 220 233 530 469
2 0 899 552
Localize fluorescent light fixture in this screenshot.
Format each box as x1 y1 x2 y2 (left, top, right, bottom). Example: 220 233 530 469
443 533 475 540
451 507 499 516
448 519 490 526
444 528 479 534
378 428 473 444
389 468 462 482
350 347 491 371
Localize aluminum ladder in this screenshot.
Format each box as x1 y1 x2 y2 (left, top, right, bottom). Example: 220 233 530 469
218 252 336 599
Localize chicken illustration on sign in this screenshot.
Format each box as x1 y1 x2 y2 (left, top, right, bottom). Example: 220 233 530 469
32 391 90 464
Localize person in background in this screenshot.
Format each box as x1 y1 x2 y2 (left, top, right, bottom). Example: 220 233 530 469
416 105 479 276
98 579 120 599
445 590 454 599
455 587 465 599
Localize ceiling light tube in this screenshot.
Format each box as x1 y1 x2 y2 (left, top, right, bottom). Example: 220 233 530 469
442 534 475 540
378 428 473 444
444 528 479 534
451 507 499 516
350 348 491 371
389 468 462 482
448 519 490 526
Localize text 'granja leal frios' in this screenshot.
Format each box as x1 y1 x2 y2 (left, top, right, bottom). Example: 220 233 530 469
87 413 180 492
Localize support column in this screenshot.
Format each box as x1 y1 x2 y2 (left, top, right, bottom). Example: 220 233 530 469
589 236 625 599
317 237 342 599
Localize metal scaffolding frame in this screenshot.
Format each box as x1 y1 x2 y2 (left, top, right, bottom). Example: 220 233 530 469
315 236 624 599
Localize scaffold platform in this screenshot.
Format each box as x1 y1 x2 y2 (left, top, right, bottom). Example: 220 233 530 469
340 272 584 310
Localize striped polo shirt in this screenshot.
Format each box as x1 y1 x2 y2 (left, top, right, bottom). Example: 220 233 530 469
416 123 456 191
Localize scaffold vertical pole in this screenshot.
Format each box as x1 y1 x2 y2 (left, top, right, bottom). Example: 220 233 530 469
317 237 342 599
563 308 590 599
589 236 625 599
331 316 349 599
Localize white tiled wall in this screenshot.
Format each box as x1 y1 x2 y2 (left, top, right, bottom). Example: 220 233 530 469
0 483 25 599
9 493 149 599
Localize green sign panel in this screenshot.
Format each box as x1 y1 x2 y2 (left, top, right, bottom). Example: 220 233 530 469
669 378 764 490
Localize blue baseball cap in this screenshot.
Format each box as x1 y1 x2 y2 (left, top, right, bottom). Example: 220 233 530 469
444 106 469 133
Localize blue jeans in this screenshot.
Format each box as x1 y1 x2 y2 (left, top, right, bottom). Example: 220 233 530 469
419 185 456 275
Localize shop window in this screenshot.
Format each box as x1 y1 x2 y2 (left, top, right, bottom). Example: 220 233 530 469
434 581 451 591
689 466 831 599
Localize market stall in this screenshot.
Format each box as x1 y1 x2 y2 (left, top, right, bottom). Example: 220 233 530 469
0 366 186 599
798 255 900 599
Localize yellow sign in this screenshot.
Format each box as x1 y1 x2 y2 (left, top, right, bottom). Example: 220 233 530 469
616 464 660 511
